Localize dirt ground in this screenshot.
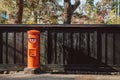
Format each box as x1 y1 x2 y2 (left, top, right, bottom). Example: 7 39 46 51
0 73 120 80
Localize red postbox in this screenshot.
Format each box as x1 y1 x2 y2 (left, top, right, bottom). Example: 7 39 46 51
27 30 40 68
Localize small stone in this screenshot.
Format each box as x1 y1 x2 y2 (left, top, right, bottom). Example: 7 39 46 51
3 71 8 74
9 71 17 74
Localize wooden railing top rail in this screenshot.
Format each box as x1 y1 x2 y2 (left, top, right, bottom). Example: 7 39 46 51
0 24 120 28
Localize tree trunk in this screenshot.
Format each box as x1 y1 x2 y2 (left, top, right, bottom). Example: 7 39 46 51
64 0 72 24
34 11 38 23
64 0 80 24
15 0 23 24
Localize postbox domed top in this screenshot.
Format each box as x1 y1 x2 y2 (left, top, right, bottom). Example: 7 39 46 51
27 30 40 34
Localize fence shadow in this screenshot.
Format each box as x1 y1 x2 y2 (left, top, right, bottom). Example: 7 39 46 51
62 45 118 74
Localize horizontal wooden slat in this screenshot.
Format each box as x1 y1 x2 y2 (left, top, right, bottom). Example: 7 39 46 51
1 64 120 72
0 64 26 71
42 64 120 72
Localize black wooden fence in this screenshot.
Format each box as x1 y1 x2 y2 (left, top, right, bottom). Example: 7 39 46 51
0 24 120 72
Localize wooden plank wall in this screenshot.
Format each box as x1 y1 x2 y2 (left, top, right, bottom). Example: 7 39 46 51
0 25 120 72
1 31 27 65
46 28 120 66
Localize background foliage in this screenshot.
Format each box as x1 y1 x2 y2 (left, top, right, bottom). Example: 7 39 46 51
0 0 119 24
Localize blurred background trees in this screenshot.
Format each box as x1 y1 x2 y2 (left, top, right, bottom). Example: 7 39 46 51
0 0 16 23
0 0 119 24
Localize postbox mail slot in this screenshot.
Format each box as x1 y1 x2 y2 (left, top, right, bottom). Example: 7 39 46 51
29 48 36 57
29 38 37 43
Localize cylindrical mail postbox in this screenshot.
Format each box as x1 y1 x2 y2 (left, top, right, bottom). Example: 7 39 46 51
27 30 40 68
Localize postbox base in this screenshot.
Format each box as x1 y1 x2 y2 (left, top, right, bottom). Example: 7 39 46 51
24 67 43 74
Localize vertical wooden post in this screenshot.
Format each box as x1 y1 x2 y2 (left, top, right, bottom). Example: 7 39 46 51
0 31 3 64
